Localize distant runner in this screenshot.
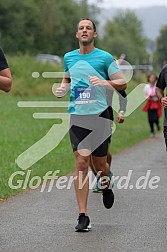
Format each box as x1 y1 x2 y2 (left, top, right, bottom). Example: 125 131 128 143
142 73 162 137
156 64 167 151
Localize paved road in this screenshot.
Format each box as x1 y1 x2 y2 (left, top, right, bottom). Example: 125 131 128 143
0 134 167 252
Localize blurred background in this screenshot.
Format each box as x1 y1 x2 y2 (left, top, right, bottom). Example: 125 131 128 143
1 0 167 69
1 0 167 96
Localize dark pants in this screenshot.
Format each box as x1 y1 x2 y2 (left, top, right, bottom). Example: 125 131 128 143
147 109 160 133
164 126 167 151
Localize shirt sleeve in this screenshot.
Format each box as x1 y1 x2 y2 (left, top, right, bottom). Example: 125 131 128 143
63 54 70 77
156 65 167 90
105 53 120 77
144 84 149 95
0 48 8 71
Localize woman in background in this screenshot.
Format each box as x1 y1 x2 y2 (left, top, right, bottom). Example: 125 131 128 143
142 73 162 137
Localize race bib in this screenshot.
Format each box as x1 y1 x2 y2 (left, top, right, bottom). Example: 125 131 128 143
75 87 96 104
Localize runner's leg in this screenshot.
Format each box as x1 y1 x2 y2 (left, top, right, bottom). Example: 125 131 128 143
73 151 90 214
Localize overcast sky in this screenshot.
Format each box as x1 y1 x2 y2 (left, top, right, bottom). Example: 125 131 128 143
88 0 167 9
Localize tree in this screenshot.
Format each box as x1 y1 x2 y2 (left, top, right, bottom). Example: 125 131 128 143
33 0 98 55
155 25 167 67
0 0 98 55
100 10 148 64
0 0 39 54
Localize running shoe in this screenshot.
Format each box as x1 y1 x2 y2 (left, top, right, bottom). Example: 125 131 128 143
93 177 102 193
150 132 155 138
102 188 114 209
93 171 114 192
101 173 114 209
75 213 91 232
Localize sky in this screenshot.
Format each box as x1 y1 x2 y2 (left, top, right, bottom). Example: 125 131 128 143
88 0 167 9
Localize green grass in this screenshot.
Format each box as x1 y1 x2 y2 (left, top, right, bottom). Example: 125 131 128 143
0 94 74 198
111 108 150 153
8 54 63 96
0 55 163 199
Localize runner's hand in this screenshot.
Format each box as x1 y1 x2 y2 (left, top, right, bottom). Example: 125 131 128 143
161 97 167 108
56 86 66 98
116 113 124 123
89 76 106 86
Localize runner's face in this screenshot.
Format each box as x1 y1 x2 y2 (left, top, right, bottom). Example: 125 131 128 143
76 20 97 44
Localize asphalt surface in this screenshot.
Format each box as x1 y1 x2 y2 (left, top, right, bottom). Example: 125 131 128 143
0 134 167 252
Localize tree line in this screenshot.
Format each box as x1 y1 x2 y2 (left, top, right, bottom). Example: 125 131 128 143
0 0 95 55
0 0 166 67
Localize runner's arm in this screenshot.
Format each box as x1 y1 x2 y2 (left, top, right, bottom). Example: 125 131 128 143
116 90 127 123
156 87 167 107
118 90 127 112
0 68 12 92
89 71 127 91
56 76 71 98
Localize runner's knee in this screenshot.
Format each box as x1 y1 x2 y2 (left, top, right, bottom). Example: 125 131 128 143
75 155 89 172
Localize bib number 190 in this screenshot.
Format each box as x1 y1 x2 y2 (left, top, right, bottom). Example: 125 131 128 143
79 92 90 99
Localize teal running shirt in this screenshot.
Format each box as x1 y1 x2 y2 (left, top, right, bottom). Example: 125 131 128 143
64 48 120 115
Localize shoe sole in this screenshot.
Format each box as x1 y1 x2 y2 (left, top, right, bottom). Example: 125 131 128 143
75 224 91 232
93 189 102 193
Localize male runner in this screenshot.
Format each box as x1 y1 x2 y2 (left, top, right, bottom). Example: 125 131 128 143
56 18 126 231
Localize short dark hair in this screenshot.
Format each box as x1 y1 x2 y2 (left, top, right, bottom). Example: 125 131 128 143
77 18 96 32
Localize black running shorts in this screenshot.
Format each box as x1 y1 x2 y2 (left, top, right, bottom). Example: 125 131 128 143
69 108 112 157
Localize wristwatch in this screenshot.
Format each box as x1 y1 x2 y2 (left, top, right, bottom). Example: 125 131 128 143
119 110 125 115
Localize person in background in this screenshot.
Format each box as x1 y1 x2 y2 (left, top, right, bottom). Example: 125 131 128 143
142 73 162 137
92 89 127 192
156 64 167 151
